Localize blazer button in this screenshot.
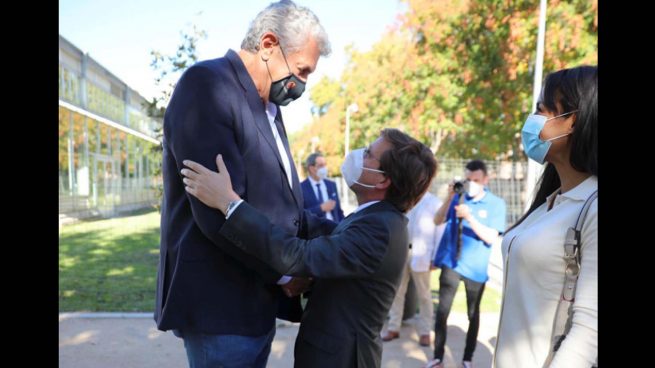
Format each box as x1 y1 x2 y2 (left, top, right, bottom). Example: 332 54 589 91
293 219 299 226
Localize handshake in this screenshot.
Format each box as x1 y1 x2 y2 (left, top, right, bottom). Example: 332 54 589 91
281 277 314 297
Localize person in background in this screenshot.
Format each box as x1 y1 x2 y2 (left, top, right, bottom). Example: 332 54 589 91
494 65 597 368
426 159 506 368
301 152 345 223
383 189 445 347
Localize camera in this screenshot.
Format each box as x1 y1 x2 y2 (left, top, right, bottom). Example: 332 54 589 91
453 180 469 195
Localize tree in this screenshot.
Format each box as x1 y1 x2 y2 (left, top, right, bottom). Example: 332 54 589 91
292 0 597 163
144 24 207 209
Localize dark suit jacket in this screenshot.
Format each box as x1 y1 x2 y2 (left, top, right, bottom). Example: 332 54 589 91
220 200 409 368
154 49 333 336
301 178 345 222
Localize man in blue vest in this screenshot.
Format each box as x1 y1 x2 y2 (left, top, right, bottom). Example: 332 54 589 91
426 159 506 368
301 152 345 223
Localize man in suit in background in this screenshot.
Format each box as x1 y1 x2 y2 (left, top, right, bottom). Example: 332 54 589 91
154 1 333 367
301 152 345 223
181 128 438 367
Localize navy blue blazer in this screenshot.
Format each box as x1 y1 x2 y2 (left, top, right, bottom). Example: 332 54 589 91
155 50 334 336
301 178 345 222
220 200 409 368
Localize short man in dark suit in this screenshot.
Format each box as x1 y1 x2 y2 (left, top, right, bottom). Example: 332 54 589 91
154 2 333 367
301 152 345 223
181 128 438 368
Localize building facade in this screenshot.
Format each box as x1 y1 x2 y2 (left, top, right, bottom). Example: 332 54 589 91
59 35 162 221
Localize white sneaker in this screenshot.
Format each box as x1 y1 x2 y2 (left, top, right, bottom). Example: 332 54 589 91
425 358 443 368
461 361 473 368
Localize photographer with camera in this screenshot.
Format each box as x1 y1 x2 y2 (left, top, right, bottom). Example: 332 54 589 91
425 160 506 368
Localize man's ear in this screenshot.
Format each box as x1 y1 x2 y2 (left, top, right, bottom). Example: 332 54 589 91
376 176 391 190
259 32 279 61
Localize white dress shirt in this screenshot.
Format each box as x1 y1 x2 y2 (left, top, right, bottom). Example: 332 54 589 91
228 103 294 285
308 176 334 221
494 176 597 368
353 200 380 213
265 102 292 189
406 192 445 272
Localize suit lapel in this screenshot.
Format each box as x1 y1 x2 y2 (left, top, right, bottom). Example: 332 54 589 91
226 50 286 175
225 50 302 208
247 92 286 169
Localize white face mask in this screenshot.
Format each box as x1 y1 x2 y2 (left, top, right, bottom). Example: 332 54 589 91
340 148 385 188
316 166 328 180
467 181 483 197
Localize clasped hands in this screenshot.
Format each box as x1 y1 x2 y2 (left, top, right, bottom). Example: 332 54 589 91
282 277 314 298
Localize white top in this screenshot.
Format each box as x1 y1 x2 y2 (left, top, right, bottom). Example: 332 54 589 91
406 192 445 272
494 176 597 368
265 102 293 189
308 176 334 221
353 200 380 213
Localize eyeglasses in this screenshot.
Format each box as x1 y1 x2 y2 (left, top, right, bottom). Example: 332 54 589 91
363 146 380 161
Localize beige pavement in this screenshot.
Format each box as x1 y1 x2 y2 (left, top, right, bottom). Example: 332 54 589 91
59 312 499 368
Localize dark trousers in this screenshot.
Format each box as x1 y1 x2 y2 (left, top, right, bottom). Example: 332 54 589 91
433 266 486 362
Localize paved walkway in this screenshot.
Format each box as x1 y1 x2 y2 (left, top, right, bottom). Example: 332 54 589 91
59 312 499 368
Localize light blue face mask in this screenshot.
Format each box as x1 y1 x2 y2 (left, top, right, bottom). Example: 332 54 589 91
521 110 578 164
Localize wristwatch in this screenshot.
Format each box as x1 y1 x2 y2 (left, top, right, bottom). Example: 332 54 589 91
225 199 241 216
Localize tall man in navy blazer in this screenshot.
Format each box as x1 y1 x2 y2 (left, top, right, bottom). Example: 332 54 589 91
154 2 333 367
301 152 345 222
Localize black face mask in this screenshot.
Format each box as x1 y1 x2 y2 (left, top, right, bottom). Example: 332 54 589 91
266 46 306 106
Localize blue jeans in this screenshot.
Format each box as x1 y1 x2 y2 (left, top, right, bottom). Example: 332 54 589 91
177 326 276 368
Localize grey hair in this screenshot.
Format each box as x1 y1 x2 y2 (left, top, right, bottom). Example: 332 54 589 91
305 152 324 168
241 0 331 56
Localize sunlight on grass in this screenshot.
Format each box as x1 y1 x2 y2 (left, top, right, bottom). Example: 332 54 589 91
60 257 78 269
430 269 501 313
107 266 135 276
59 209 161 312
90 249 112 256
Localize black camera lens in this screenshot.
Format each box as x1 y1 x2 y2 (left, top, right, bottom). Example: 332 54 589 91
453 180 466 195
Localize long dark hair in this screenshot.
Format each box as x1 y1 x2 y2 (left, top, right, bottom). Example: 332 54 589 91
508 65 598 232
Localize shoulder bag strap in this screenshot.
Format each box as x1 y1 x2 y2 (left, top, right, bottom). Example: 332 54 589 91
543 189 598 367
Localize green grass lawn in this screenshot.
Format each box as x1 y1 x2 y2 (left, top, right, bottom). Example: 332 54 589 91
430 269 502 313
59 209 501 314
59 209 161 312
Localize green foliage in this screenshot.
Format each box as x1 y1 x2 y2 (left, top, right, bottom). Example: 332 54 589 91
309 76 342 116
148 24 208 112
292 0 597 162
144 24 207 210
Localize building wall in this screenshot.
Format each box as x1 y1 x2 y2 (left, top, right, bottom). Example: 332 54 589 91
59 35 161 220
